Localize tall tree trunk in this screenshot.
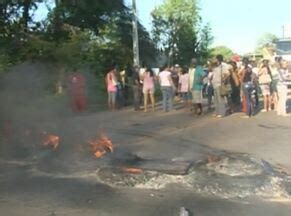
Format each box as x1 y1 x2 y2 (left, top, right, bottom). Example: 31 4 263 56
55 0 60 6
0 4 5 35
22 0 31 32
0 3 8 37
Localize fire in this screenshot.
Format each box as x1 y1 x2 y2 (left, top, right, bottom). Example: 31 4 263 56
122 167 143 174
88 134 114 158
42 132 60 150
94 150 106 158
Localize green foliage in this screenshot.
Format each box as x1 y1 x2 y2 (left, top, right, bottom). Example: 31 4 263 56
55 0 125 34
210 46 235 61
0 0 156 113
255 33 278 54
0 0 157 75
0 53 13 74
151 0 212 66
197 23 214 63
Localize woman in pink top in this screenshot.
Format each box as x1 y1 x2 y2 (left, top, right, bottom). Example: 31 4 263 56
178 67 190 110
141 67 155 112
105 68 117 110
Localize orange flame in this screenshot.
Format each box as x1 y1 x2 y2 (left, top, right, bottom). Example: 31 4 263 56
88 134 114 158
94 150 106 158
122 167 143 174
42 132 60 150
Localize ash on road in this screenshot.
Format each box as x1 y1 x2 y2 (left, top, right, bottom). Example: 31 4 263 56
1 105 291 216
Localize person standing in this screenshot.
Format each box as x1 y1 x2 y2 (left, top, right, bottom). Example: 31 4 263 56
191 63 206 115
258 60 272 112
188 58 196 104
229 61 241 112
238 58 254 118
115 68 125 109
178 67 190 110
277 60 289 116
120 66 129 105
132 65 142 111
206 68 214 111
212 55 230 117
172 64 180 101
105 67 117 110
205 60 216 111
68 69 87 112
141 67 155 112
159 65 175 112
251 61 260 108
270 62 279 111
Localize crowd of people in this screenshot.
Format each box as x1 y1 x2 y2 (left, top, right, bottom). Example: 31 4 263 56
105 54 290 118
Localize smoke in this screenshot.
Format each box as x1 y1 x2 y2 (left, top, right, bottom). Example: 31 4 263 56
0 61 124 174
0 61 108 161
0 61 72 152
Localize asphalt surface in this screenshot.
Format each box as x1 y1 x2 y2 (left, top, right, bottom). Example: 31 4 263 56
1 102 291 216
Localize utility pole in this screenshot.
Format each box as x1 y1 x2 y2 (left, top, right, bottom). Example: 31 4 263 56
132 0 140 66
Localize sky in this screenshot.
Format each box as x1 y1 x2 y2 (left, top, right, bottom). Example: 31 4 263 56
125 0 291 54
35 0 291 55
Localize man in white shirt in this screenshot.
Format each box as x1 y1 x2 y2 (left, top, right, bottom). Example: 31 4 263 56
212 55 230 117
188 58 196 91
159 65 175 112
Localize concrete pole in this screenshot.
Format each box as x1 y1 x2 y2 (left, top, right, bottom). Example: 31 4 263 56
132 0 140 67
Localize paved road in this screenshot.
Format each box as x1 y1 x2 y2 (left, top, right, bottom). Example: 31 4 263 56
1 104 291 216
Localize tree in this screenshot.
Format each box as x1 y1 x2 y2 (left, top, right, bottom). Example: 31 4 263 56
0 0 157 77
151 0 212 66
197 23 214 61
255 33 278 54
45 0 156 67
50 0 125 36
210 46 235 60
257 33 278 48
0 0 41 68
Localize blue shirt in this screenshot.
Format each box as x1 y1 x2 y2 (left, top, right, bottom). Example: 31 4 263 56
192 65 205 91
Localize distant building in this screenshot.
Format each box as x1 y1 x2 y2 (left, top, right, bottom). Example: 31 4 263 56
244 53 263 62
275 38 291 61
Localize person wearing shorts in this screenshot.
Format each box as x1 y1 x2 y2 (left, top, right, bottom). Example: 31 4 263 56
141 67 155 112
178 67 190 110
105 67 117 110
191 64 206 116
258 60 272 112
